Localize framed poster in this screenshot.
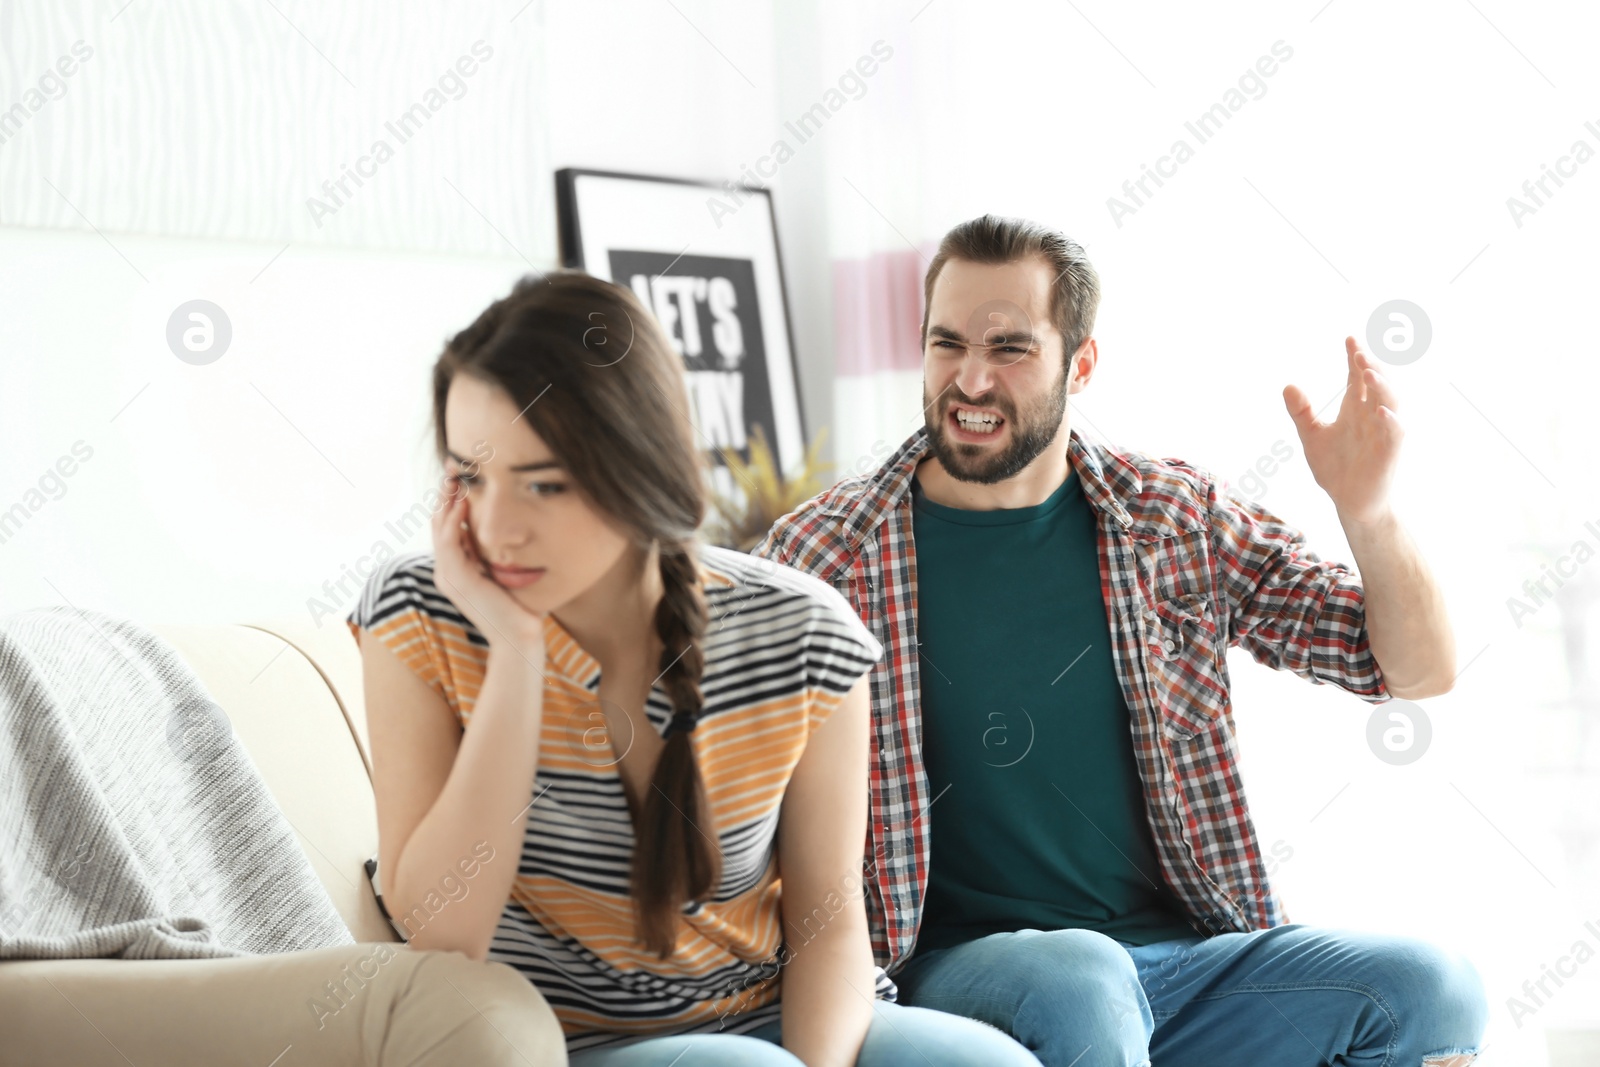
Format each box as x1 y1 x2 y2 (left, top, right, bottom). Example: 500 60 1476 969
554 168 805 509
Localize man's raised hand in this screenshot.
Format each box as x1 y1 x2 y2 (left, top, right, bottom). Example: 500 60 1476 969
1282 335 1404 525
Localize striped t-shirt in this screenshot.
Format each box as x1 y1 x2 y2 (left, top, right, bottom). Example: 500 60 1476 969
345 543 894 1051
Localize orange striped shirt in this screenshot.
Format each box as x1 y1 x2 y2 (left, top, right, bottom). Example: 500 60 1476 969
346 544 892 1051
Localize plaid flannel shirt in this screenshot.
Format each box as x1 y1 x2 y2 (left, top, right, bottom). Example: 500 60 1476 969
751 424 1392 976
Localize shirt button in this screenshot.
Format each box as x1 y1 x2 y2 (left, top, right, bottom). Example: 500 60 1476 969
1163 639 1177 653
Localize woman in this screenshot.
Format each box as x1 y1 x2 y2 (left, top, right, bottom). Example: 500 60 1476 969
346 271 1040 1066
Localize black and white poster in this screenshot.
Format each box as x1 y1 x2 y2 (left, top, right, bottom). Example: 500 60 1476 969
555 169 805 509
607 250 772 504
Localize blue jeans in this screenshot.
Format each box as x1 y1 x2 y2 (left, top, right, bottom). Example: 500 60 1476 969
565 998 1042 1066
891 924 1488 1067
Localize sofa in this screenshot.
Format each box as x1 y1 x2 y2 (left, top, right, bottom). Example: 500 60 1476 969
0 614 568 1059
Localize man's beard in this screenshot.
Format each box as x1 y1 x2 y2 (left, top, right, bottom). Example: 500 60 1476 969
924 364 1069 485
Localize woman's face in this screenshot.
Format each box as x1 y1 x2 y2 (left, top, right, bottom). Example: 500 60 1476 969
442 374 634 614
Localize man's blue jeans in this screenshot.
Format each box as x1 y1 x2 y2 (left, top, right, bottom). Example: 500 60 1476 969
891 924 1488 1067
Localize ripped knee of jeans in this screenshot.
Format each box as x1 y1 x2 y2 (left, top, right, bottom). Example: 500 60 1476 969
1421 1054 1477 1067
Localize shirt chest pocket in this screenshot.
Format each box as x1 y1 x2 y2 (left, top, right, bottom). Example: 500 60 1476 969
840 569 882 640
1142 592 1229 740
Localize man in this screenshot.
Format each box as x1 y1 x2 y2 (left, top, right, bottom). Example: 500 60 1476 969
753 214 1487 1066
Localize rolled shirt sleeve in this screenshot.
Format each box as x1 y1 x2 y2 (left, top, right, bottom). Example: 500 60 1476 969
1208 479 1390 703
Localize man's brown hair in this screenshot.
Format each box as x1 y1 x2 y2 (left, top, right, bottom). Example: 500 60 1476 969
920 214 1102 364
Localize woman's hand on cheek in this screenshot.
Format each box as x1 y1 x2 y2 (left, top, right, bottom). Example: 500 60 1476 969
430 476 548 664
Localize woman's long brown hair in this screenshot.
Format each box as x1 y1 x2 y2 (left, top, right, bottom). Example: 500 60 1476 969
431 269 719 958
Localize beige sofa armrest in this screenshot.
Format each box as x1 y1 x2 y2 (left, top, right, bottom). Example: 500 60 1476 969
150 622 398 945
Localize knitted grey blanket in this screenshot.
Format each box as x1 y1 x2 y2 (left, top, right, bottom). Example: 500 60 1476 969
0 606 354 959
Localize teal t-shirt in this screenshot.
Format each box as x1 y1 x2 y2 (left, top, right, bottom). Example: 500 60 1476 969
910 463 1195 954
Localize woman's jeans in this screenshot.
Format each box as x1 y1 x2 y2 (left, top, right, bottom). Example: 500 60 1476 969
566 998 1042 1066
890 923 1488 1067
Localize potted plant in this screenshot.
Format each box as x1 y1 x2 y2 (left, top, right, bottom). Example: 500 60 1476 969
705 425 831 552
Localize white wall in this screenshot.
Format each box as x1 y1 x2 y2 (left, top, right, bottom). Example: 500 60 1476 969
0 0 793 630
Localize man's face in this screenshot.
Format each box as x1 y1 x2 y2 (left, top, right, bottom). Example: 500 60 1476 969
922 255 1072 485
